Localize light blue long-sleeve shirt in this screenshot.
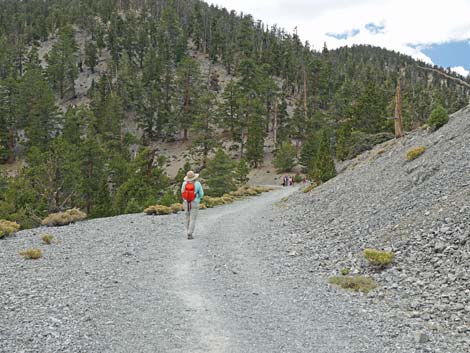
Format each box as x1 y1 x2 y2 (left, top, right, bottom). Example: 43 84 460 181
181 180 204 203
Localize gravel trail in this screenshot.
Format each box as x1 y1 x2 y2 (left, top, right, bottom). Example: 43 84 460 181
0 187 442 352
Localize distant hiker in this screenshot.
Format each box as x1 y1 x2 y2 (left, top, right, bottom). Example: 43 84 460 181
181 171 204 240
283 175 289 187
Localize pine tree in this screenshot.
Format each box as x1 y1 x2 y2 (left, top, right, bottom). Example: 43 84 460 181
235 159 250 185
203 149 237 196
85 40 98 73
174 56 202 140
273 142 296 173
245 107 266 167
191 92 219 167
336 120 352 161
20 65 60 152
114 148 170 213
46 26 79 99
0 76 20 163
309 130 336 183
300 132 320 169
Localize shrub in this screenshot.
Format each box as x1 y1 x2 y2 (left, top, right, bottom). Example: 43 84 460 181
20 248 42 260
170 203 184 213
144 205 173 215
348 131 394 159
41 234 54 244
124 198 141 214
428 105 449 130
203 196 228 208
303 184 316 193
329 275 377 293
41 208 87 227
341 268 351 276
406 146 426 161
364 249 394 267
0 220 20 238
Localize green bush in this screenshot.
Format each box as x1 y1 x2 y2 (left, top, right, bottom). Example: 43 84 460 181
0 219 20 238
428 105 449 130
340 268 351 276
406 146 426 161
20 248 42 260
329 275 377 293
364 249 394 267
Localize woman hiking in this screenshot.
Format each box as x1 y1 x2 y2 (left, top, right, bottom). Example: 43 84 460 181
181 171 204 239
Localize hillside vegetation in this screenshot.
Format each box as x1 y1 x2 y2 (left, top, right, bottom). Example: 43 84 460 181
1 0 469 229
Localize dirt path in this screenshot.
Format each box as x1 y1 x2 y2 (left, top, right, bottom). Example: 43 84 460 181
1 188 415 353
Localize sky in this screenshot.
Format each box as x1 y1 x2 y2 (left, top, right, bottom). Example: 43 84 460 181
209 0 470 77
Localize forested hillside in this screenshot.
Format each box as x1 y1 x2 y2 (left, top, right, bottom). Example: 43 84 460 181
1 0 469 228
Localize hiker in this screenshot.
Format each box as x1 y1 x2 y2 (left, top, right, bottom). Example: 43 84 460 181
181 170 204 240
283 175 289 187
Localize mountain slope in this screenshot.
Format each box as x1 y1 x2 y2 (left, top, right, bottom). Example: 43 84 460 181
275 105 470 350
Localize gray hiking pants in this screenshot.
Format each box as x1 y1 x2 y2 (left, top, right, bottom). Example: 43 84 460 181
184 201 199 236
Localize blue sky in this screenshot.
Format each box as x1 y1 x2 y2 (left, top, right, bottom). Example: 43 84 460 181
419 41 470 74
209 0 470 77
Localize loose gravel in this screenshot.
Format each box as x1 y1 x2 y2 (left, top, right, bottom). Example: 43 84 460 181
1 106 469 353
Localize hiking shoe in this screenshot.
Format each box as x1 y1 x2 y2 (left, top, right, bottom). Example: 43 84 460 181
187 234 194 240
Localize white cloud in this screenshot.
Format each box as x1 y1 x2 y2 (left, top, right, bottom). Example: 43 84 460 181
209 0 470 67
451 66 470 77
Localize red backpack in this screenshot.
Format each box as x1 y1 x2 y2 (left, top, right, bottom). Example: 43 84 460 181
182 181 196 202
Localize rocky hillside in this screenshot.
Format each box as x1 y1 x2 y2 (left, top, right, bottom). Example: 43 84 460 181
274 105 470 350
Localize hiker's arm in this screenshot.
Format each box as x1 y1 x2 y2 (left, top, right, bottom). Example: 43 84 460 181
181 182 185 193
198 182 204 199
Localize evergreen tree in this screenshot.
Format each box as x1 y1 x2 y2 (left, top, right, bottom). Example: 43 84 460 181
114 148 170 213
85 40 98 73
428 104 449 130
191 92 219 167
46 26 79 99
273 142 296 172
203 149 237 196
309 130 336 183
235 159 250 185
0 76 20 162
300 132 320 169
20 65 61 152
336 120 352 161
174 56 203 140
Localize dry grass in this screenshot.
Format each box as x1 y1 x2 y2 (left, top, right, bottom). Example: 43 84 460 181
364 249 394 267
20 248 42 260
0 220 20 238
406 146 426 161
303 184 317 193
42 208 87 227
170 203 184 213
41 234 54 245
329 275 377 293
144 205 173 215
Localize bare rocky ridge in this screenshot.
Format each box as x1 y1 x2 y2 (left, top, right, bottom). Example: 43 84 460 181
274 105 470 350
